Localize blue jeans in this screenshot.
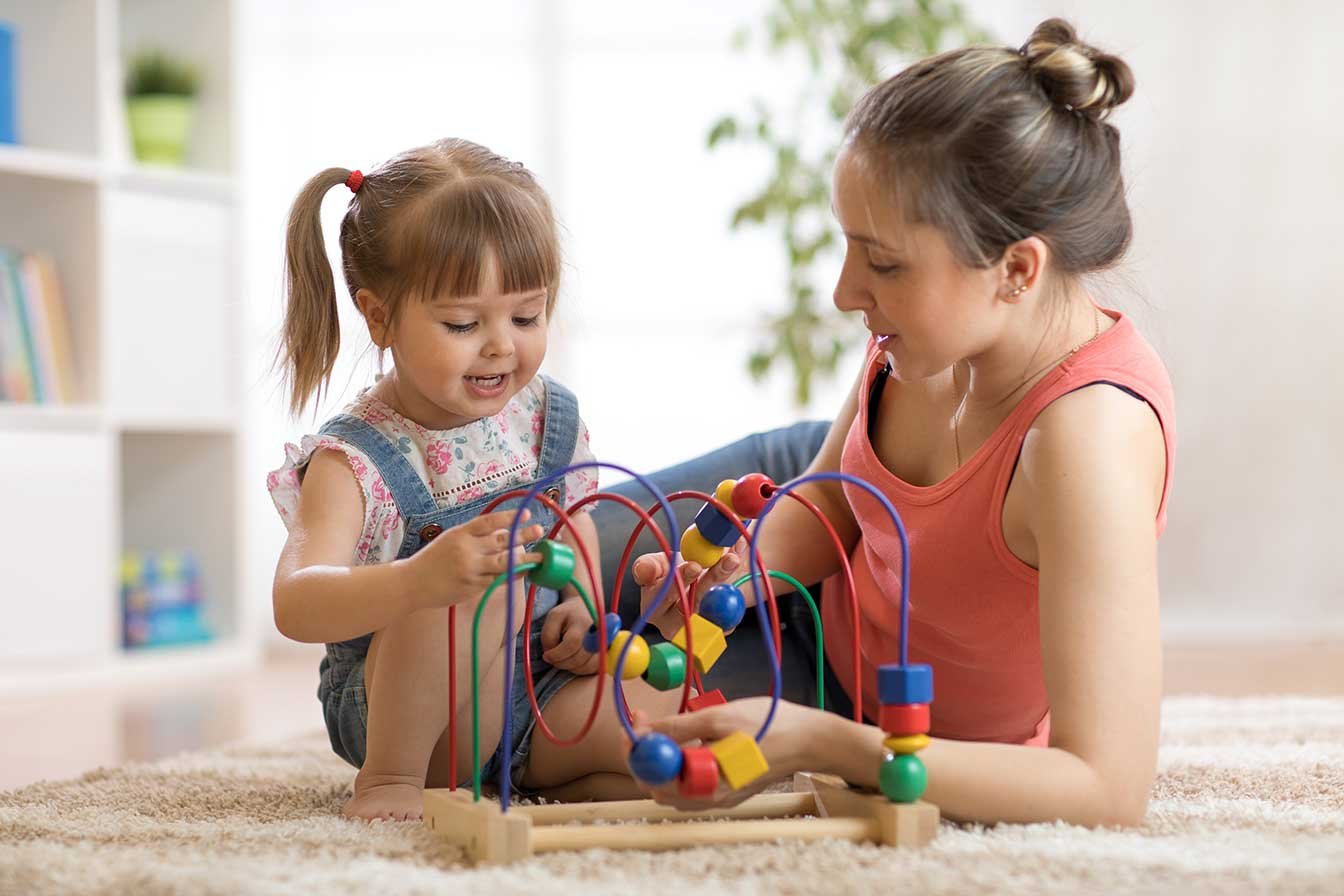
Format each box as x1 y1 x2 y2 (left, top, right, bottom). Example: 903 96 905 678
590 421 856 717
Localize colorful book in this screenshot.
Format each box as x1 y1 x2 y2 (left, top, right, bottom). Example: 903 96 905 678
0 249 40 401
0 22 15 145
24 254 75 401
19 254 58 400
0 249 30 400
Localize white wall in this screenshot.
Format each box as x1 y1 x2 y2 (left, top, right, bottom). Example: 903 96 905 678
239 0 1344 647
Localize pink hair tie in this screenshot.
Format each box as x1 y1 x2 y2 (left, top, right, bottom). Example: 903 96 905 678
345 169 364 193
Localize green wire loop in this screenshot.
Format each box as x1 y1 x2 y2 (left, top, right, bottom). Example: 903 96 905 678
468 564 597 800
733 571 826 711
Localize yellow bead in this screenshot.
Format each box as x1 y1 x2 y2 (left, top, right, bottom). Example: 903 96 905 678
883 733 930 754
708 731 769 790
670 613 727 675
713 479 737 510
680 525 727 569
605 631 650 679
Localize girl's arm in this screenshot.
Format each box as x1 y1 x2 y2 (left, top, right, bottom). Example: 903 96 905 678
821 384 1167 826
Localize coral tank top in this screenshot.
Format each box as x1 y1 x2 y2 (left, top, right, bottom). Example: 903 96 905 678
821 309 1175 746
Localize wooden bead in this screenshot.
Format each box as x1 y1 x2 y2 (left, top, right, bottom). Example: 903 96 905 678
628 733 683 786
878 752 927 803
692 501 739 547
671 613 727 675
686 689 727 712
877 663 933 706
709 731 769 790
582 612 621 654
713 479 737 509
878 702 931 737
699 583 746 632
883 733 930 754
643 641 687 691
527 540 575 590
680 525 727 569
605 631 649 679
678 746 719 798
730 473 775 519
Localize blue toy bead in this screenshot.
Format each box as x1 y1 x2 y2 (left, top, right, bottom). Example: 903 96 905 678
877 663 934 706
582 612 621 654
699 583 746 631
692 501 739 547
629 733 684 786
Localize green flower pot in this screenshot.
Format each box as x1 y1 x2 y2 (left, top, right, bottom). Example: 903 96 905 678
126 94 195 166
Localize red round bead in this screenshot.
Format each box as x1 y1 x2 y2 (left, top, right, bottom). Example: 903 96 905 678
730 473 776 519
878 702 931 737
678 746 719 798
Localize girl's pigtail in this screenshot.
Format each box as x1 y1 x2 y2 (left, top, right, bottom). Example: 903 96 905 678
277 167 354 416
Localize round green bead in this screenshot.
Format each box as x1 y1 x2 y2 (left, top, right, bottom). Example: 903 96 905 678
527 540 576 590
643 641 687 691
878 752 927 803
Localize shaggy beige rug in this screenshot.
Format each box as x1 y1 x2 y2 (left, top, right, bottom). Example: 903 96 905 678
1 697 1341 895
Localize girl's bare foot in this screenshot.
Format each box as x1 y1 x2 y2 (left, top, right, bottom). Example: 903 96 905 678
342 769 424 822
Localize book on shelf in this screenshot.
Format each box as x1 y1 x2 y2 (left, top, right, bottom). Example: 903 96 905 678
0 21 14 144
0 249 76 403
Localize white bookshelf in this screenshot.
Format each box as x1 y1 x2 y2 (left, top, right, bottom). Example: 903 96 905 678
0 0 258 694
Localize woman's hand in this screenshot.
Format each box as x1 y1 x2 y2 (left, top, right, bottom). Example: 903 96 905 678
401 509 544 609
632 538 748 640
539 595 603 674
629 697 839 810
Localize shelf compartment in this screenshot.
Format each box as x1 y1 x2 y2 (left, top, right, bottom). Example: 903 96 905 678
0 0 101 156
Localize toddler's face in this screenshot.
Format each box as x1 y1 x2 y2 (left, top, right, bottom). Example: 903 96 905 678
388 258 549 429
829 147 1000 383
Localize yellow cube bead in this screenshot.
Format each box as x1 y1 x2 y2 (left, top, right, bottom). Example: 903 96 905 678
680 525 727 569
605 631 650 680
708 731 769 790
671 614 727 675
882 733 930 754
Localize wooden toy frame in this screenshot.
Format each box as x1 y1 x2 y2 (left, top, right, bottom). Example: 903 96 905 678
424 772 939 864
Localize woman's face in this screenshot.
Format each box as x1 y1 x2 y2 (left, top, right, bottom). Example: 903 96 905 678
831 146 999 382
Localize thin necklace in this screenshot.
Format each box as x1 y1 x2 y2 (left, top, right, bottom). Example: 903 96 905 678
953 306 1102 469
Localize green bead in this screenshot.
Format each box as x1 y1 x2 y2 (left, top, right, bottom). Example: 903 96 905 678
878 752 927 803
643 641 687 691
527 540 575 590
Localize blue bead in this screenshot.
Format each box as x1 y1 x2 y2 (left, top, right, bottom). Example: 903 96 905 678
693 501 740 547
629 733 683 785
582 612 621 653
700 583 746 631
877 663 934 706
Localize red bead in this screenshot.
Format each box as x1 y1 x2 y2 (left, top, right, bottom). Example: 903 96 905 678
730 474 776 519
686 689 727 712
678 746 719 798
879 702 930 736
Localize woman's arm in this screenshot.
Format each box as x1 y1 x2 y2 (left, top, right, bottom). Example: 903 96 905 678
823 384 1167 826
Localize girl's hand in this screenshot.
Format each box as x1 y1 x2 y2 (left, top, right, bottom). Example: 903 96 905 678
632 538 747 640
627 697 835 810
539 595 603 675
402 509 545 609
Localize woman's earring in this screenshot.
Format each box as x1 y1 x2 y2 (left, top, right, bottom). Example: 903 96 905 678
1007 283 1028 298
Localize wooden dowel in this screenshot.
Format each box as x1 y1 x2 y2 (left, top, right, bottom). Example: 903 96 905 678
517 792 816 826
529 816 879 853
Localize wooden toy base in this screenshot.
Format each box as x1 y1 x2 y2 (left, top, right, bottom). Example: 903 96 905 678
423 772 939 864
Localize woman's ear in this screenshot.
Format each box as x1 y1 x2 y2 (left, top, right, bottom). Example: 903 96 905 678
355 288 392 347
998 236 1050 303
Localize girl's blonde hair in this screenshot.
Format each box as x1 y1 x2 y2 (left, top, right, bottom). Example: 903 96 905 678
278 138 561 415
845 18 1136 278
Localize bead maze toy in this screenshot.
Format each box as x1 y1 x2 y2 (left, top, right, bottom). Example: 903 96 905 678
422 462 938 863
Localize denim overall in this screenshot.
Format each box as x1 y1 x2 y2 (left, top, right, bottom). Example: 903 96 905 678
315 377 581 789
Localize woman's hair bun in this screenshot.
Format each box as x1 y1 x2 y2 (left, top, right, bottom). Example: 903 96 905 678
1020 17 1134 119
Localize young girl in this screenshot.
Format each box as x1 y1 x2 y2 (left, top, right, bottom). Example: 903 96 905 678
268 138 681 821
613 19 1174 828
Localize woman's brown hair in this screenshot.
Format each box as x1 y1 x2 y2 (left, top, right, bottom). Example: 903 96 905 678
277 138 561 415
844 18 1136 280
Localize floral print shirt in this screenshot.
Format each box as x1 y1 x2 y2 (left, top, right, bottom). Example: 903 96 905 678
267 376 597 566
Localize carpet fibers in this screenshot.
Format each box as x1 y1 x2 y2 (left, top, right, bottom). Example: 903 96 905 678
2 697 1341 895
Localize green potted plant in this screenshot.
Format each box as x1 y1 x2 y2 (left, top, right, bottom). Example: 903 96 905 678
125 49 200 166
709 1 991 405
